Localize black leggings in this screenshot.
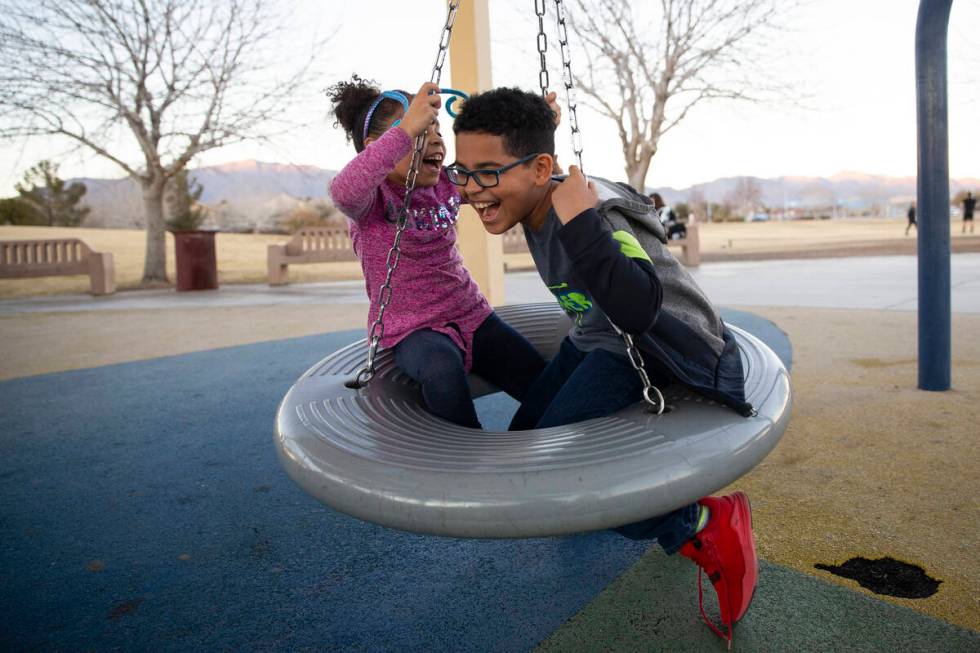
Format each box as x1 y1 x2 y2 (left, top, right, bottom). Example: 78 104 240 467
394 311 546 428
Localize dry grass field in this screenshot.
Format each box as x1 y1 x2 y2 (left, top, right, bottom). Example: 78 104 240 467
699 218 913 254
2 220 978 298
0 225 364 297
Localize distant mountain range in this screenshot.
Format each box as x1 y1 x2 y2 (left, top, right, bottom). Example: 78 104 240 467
656 171 979 211
74 160 979 230
75 160 337 231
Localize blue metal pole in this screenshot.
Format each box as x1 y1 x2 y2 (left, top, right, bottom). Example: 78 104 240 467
915 0 953 391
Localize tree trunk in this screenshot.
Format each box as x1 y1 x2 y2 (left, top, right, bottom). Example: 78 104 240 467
141 177 168 283
627 156 652 194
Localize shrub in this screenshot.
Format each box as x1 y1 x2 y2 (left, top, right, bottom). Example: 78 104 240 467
0 197 45 225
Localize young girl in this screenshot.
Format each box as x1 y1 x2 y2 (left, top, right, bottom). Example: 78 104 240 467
327 76 546 429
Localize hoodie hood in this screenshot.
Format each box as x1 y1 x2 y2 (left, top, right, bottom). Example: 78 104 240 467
554 174 668 242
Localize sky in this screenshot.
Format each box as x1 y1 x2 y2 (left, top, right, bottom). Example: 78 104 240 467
1 0 978 196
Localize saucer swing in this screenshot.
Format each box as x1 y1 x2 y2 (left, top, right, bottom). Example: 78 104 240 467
274 1 791 538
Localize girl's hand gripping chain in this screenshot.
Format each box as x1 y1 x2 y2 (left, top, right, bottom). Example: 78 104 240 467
398 82 442 138
552 165 597 224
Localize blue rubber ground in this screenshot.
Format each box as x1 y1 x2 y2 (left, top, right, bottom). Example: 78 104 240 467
0 309 790 651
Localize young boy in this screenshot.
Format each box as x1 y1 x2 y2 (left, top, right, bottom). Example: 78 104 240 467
449 87 757 647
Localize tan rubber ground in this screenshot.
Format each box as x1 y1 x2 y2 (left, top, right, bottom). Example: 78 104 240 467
724 306 979 631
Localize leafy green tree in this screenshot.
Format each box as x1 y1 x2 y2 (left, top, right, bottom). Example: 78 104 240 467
709 202 738 223
674 202 691 222
14 160 89 227
165 170 206 231
0 196 44 225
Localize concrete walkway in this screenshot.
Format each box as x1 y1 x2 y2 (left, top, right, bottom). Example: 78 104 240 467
509 254 980 313
1 254 978 314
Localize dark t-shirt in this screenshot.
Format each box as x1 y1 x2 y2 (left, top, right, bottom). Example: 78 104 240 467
964 197 976 219
522 211 625 356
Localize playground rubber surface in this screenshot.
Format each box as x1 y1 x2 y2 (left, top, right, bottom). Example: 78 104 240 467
1 258 978 651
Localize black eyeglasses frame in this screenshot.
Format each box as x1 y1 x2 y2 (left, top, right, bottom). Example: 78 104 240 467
445 152 543 188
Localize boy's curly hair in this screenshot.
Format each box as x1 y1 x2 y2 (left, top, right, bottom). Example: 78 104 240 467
326 74 405 152
453 87 555 158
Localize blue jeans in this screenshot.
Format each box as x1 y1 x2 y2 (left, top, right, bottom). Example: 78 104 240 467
509 336 699 554
394 311 546 429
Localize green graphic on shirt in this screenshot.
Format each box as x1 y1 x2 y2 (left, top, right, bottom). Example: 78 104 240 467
612 230 652 263
547 282 593 319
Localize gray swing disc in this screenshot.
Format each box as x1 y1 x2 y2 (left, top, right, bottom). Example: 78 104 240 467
274 302 791 538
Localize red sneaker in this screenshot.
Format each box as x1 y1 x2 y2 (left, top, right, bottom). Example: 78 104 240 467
679 492 758 649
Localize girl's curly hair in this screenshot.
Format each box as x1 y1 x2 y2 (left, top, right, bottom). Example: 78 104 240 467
326 74 406 152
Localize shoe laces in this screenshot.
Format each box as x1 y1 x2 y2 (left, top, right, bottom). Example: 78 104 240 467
696 564 733 650
690 537 734 650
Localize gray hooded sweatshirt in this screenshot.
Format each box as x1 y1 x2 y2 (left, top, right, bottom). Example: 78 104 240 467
522 175 751 416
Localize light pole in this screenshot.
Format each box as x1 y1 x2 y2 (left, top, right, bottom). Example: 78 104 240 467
915 0 953 391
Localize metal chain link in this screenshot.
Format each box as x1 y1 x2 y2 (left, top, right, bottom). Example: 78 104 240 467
431 1 460 85
535 0 549 98
608 321 666 414
553 0 583 171
546 0 664 414
349 0 461 389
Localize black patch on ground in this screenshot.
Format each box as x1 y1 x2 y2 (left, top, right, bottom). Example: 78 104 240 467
815 557 941 598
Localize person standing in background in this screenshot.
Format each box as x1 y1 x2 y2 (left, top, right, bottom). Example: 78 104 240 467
962 192 975 235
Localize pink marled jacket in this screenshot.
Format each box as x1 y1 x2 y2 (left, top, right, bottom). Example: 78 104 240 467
328 127 491 369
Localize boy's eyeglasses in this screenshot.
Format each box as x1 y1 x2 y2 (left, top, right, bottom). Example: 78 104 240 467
445 153 542 188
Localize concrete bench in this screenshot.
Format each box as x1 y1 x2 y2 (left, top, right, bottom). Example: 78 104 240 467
502 223 701 266
668 223 701 266
267 226 356 286
0 238 116 295
267 222 698 286
502 228 531 255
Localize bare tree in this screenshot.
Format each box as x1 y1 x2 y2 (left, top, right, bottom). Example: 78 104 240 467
568 0 799 189
686 187 707 222
0 0 325 283
727 176 762 213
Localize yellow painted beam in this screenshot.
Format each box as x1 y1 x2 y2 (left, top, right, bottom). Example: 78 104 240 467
447 0 506 306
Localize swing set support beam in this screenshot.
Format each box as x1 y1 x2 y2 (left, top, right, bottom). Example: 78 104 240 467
448 0 506 306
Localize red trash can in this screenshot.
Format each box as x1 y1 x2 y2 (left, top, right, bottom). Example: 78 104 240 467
172 230 218 291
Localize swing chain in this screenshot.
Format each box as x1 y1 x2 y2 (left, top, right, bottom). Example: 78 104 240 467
610 321 665 415
540 1 663 414
553 0 583 170
431 0 461 85
351 0 461 389
535 0 549 97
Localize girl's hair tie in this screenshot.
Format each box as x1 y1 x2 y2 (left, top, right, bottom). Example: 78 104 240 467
362 90 410 142
360 88 469 144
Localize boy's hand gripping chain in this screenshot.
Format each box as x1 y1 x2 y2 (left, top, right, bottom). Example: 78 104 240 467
537 0 664 414
349 1 461 389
